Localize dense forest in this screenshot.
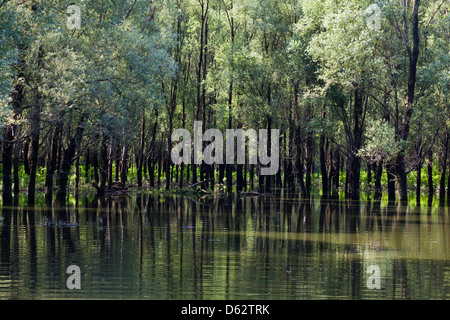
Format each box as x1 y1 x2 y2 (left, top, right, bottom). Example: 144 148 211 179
0 0 448 208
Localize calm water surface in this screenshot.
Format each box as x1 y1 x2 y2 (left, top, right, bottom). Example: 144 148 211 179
1 192 450 300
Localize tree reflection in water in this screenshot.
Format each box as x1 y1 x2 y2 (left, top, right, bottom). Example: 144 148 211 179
0 192 449 299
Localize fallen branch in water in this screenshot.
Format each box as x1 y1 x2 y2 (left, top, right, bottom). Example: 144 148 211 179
182 194 214 207
182 179 214 193
240 191 274 197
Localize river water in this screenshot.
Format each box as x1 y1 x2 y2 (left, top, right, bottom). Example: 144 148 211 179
0 191 449 300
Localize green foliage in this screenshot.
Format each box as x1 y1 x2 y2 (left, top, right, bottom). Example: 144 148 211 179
0 0 448 201
358 119 403 165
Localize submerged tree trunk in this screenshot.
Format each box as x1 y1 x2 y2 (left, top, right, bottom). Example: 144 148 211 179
137 110 146 188
292 83 307 197
439 132 448 206
319 133 329 195
165 112 173 191
92 147 99 188
75 151 80 189
107 141 113 189
265 116 272 194
85 148 90 183
333 148 340 194
6 44 25 205
147 109 158 187
121 142 128 184
427 152 434 200
13 135 20 199
295 125 307 197
2 126 14 206
305 127 313 196
286 122 295 190
237 164 244 192
348 89 364 200
448 154 450 206
416 160 422 206
387 166 396 202
226 75 233 193
98 134 109 196
56 117 85 203
395 154 408 204
374 162 383 200
394 0 421 203
27 104 41 207
45 122 62 204
23 140 30 175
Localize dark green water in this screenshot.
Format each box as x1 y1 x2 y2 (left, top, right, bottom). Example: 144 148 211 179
1 192 450 300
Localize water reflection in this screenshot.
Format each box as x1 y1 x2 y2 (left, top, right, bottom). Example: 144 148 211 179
0 192 450 299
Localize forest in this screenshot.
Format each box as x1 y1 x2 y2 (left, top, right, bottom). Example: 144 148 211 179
0 0 449 208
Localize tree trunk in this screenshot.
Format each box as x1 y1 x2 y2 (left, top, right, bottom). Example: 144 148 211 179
395 154 408 204
149 162 155 187
226 71 233 193
219 163 225 186
180 94 186 189
258 165 264 193
348 154 361 200
348 89 364 200
193 0 208 186
276 133 282 190
387 166 396 202
45 123 62 204
427 152 434 200
367 163 372 188
286 122 295 190
56 117 85 203
448 152 450 206
107 141 113 189
265 116 272 194
394 0 421 203
158 150 162 185
305 128 313 196
92 148 99 187
333 148 340 194
345 160 349 198
293 83 306 196
27 105 41 207
439 132 448 206
98 134 109 196
296 130 307 197
319 133 329 195
121 142 128 184
416 160 422 206
13 136 20 199
237 164 244 192
85 148 90 183
137 110 146 188
9 44 25 204
374 162 383 200
200 16 209 186
75 151 80 189
23 140 30 175
148 110 158 187
2 126 14 206
166 110 173 191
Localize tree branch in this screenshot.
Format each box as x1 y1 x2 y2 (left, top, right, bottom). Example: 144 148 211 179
421 0 447 39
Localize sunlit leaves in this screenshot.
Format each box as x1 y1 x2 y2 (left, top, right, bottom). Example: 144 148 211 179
306 1 387 92
358 119 402 165
0 0 176 145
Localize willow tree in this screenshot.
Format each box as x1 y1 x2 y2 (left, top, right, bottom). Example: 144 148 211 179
0 1 50 206
381 0 448 202
0 1 23 206
1 0 175 204
306 0 386 200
